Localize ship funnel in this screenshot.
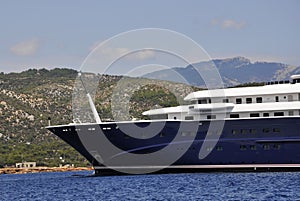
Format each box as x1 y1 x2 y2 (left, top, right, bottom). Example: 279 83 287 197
78 72 102 123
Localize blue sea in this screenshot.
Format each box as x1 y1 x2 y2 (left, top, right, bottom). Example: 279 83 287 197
1 171 300 200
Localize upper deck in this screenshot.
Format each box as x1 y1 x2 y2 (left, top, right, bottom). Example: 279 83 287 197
143 75 300 121
185 81 300 101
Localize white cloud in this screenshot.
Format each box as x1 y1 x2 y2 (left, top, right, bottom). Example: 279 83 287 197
88 42 155 61
211 19 246 29
99 46 129 58
10 39 40 56
127 49 155 60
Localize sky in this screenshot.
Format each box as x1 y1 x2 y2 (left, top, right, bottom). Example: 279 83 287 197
1 0 300 73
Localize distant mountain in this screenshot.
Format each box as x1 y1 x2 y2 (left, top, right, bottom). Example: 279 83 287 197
144 57 299 87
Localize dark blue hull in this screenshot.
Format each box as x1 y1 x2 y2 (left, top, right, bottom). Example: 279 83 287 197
47 117 300 175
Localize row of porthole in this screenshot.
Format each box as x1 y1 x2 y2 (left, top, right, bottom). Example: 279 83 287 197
240 144 281 150
121 131 197 139
69 127 280 138
232 128 280 135
176 144 282 153
202 144 281 152
161 131 221 138
63 127 112 132
77 127 112 131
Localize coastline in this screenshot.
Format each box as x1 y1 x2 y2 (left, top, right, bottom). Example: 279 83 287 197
0 167 93 175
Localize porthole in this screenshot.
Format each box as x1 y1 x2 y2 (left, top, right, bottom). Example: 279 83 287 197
159 132 165 137
206 147 213 152
274 112 284 116
230 114 239 118
216 146 223 151
263 128 270 133
240 145 247 150
273 144 281 150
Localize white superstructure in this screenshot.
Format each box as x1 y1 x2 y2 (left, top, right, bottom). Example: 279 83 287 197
143 75 300 121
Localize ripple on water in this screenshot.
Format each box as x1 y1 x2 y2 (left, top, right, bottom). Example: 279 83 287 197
0 171 300 200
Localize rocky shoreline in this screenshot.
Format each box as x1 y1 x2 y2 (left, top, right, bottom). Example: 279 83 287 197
0 167 93 175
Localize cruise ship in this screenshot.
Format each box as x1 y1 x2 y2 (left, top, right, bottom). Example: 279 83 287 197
47 75 300 175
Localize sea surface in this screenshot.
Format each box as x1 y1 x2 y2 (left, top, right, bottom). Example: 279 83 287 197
1 171 300 201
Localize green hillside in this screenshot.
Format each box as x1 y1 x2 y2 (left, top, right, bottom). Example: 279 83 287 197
0 68 195 167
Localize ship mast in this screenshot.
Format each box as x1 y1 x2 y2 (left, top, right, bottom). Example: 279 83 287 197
78 72 102 124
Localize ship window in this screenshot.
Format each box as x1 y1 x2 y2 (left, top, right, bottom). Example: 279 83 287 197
232 129 238 134
263 144 270 150
159 132 165 137
263 128 270 133
181 131 188 136
274 112 284 116
263 113 269 117
250 129 257 134
174 117 177 120
207 115 216 119
240 145 247 150
288 95 293 102
241 129 247 134
230 114 239 118
216 146 223 151
236 98 242 104
198 99 207 104
191 100 197 104
250 113 260 117
150 114 168 120
288 111 294 116
222 99 229 103
275 96 279 102
206 147 213 152
208 99 211 104
246 98 252 104
273 144 281 150
250 145 257 150
256 97 263 103
273 128 280 133
185 116 194 120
